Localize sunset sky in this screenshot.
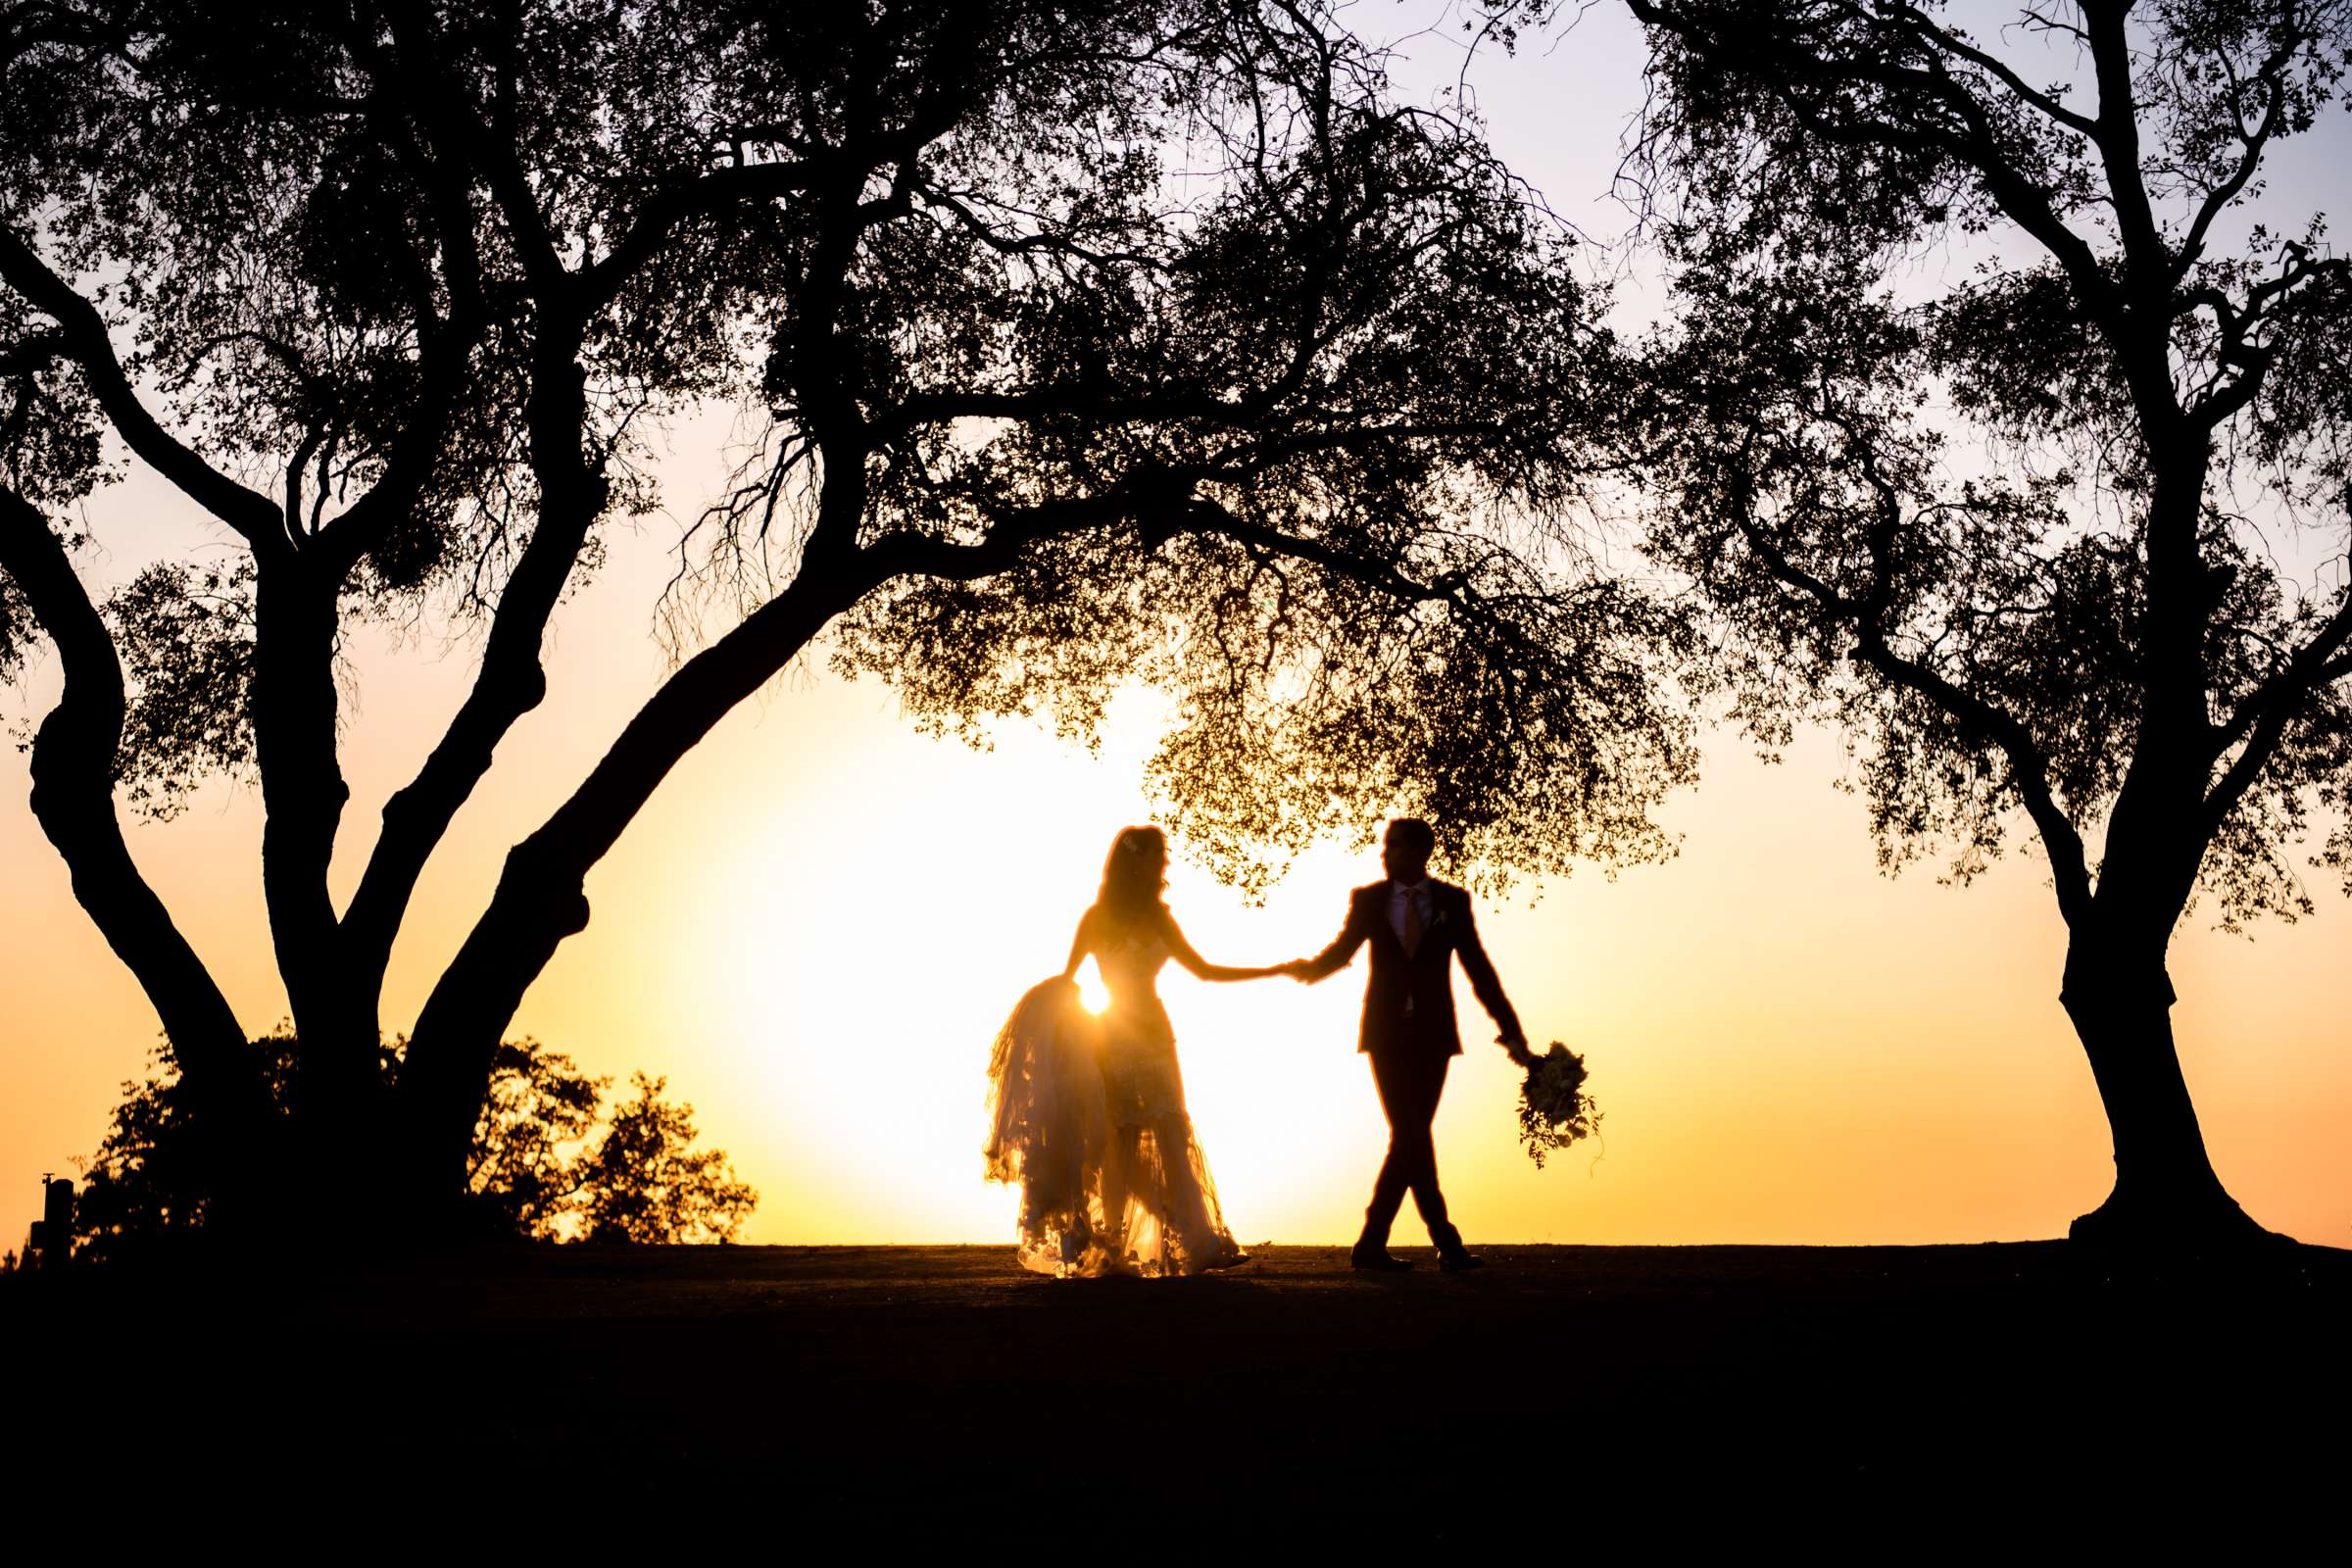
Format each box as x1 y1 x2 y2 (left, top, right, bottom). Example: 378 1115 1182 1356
5 3 2349 1256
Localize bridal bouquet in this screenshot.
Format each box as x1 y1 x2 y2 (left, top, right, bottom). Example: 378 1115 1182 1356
1516 1042 1600 1170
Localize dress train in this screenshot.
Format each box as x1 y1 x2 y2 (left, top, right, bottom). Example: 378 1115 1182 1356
984 978 1245 1277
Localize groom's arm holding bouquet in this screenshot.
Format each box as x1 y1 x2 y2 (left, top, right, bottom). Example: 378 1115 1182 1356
1451 894 1536 1068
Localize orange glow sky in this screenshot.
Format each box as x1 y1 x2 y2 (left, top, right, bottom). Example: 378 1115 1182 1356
5 5 2349 1254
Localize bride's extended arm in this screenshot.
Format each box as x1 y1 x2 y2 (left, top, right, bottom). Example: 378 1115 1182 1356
1161 910 1279 982
1063 908 1093 980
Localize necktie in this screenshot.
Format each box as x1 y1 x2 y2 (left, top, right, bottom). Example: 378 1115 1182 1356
1400 887 1424 957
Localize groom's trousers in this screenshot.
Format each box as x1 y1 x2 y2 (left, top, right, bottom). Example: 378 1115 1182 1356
1362 1051 1459 1250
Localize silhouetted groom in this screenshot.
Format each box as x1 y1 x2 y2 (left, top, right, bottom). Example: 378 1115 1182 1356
1291 818 1531 1271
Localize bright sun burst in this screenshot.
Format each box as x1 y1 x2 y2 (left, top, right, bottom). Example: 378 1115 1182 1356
1073 956 1112 1015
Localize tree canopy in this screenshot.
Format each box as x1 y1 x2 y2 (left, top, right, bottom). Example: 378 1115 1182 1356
1 1 1689 1230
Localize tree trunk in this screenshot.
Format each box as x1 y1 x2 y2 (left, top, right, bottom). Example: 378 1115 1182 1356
390 551 879 1229
251 564 373 1126
2058 931 2272 1250
1 485 272 1225
389 837 592 1234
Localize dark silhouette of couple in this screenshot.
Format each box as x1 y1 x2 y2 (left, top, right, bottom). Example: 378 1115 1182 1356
984 818 1531 1277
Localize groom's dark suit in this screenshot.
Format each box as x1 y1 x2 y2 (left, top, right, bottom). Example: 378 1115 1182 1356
1301 879 1523 1252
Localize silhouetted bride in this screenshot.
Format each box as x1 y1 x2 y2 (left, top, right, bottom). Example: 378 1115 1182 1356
985 825 1284 1277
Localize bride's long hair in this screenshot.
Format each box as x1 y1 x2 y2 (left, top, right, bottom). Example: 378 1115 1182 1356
1096 825 1168 931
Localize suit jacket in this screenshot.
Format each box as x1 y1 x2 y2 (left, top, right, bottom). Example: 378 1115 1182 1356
1300 880 1522 1060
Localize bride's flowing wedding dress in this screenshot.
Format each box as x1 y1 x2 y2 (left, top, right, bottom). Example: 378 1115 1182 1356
985 909 1248 1278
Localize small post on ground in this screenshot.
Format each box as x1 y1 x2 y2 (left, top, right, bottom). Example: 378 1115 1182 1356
26 1175 74 1269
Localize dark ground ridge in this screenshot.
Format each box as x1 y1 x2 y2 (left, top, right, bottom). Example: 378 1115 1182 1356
8 1242 2346 1535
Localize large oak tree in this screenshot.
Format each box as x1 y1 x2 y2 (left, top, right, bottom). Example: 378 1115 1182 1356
1 1 1690 1232
1615 0 2352 1246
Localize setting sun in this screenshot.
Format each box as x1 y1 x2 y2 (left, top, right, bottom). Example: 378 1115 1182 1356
1074 957 1112 1017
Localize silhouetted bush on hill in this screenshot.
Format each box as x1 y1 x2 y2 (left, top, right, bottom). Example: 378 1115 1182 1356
71 1031 755 1260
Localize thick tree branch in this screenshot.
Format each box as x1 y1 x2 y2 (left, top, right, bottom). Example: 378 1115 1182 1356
577 159 818 309
338 357 608 985
1851 630 2094 926
0 483 251 1066
1881 2 2100 137
341 2 663 992
1728 492 2094 926
346 24 927 971
2082 3 2166 282
2203 587 2352 833
248 560 360 1062
393 522 881 1179
0 226 284 550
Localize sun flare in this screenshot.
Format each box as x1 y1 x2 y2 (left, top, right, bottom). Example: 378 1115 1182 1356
1074 956 1111 1015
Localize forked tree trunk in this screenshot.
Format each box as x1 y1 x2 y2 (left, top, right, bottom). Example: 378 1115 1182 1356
388 549 880 1232
2058 929 2271 1250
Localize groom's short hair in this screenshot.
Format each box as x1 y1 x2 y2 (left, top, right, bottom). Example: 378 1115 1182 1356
1386 817 1436 855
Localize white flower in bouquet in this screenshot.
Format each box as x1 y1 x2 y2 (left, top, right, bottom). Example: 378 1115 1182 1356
1516 1042 1600 1169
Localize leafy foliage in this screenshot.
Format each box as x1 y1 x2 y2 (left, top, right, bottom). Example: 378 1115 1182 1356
570 1073 758 1246
71 1028 318 1262
72 1033 757 1260
800 3 1696 893
105 560 258 818
1621 0 2352 933
466 1046 757 1244
464 1037 609 1240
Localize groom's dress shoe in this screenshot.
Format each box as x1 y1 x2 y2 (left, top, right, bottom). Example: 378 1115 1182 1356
1437 1250 1486 1272
1349 1246 1413 1272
